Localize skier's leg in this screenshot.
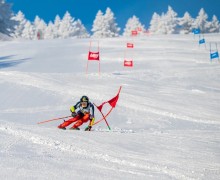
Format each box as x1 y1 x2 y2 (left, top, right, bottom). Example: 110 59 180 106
72 120 83 128
72 114 90 128
58 115 80 128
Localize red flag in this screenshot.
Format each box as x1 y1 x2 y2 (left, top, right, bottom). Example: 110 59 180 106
96 102 105 112
107 92 119 108
97 86 122 110
124 60 133 67
131 30 138 36
93 86 122 128
88 51 100 60
127 43 134 48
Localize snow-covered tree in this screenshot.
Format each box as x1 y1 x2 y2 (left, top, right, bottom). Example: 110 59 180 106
92 8 120 38
72 19 89 38
44 21 56 39
91 10 106 38
209 15 220 33
123 15 145 36
104 7 120 37
12 11 27 38
33 16 47 39
178 12 194 34
149 6 181 34
193 8 209 33
150 7 177 35
155 13 168 34
149 12 161 34
22 21 35 39
59 11 75 38
162 6 179 34
53 15 61 38
0 0 17 36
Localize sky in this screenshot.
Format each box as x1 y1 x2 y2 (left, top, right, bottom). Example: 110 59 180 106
7 0 220 33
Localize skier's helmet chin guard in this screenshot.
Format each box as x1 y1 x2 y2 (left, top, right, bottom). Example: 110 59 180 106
81 96 89 107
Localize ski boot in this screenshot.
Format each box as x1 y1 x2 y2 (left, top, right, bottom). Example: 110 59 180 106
58 125 66 130
69 127 80 130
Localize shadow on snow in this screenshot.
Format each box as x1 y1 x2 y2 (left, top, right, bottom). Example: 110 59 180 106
0 55 31 69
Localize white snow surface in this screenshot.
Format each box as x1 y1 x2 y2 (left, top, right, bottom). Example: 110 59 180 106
0 34 220 180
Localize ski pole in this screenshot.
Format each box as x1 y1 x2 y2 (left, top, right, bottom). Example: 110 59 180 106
37 115 71 124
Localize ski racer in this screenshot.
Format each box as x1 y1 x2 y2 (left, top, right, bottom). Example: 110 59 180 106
58 96 95 131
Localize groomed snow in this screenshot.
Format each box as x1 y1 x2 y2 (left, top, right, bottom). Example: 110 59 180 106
0 34 220 179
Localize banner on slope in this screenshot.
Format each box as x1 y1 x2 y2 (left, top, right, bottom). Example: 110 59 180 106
124 60 133 67
86 41 100 75
199 38 205 44
124 41 134 68
209 42 219 61
210 51 219 60
131 30 138 36
193 28 200 35
199 35 206 49
93 86 122 130
127 43 134 48
88 51 99 61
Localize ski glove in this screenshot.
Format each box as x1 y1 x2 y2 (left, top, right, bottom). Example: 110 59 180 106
70 106 75 113
72 112 76 117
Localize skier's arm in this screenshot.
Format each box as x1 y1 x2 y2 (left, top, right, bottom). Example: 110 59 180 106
85 103 95 131
70 101 81 116
70 101 81 112
89 103 95 126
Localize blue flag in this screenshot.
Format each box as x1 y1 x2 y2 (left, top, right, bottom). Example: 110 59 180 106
210 51 219 60
193 28 200 34
199 38 205 44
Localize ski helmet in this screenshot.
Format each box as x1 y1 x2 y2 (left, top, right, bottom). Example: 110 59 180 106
80 95 89 102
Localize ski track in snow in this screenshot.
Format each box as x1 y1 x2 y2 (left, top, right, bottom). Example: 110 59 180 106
1 70 219 126
0 71 74 96
1 35 220 179
0 122 196 180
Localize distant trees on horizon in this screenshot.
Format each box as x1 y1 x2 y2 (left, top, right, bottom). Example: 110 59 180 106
149 6 220 35
0 0 220 40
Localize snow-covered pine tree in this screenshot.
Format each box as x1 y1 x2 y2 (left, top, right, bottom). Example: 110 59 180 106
193 8 209 33
104 7 120 37
209 15 220 33
12 11 27 38
149 12 161 34
44 21 56 39
0 0 17 36
123 15 145 36
72 19 89 38
22 21 35 40
91 10 106 38
156 13 167 34
33 16 47 39
178 12 194 34
54 15 61 38
59 11 75 38
92 8 120 38
164 6 179 34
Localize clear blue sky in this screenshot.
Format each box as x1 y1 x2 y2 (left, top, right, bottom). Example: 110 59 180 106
7 0 220 32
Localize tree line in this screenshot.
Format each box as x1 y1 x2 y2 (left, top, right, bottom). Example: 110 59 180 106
0 0 219 40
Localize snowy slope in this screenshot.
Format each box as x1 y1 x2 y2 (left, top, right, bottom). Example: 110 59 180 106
0 34 220 180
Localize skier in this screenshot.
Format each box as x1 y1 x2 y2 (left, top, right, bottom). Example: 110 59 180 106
58 96 95 131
